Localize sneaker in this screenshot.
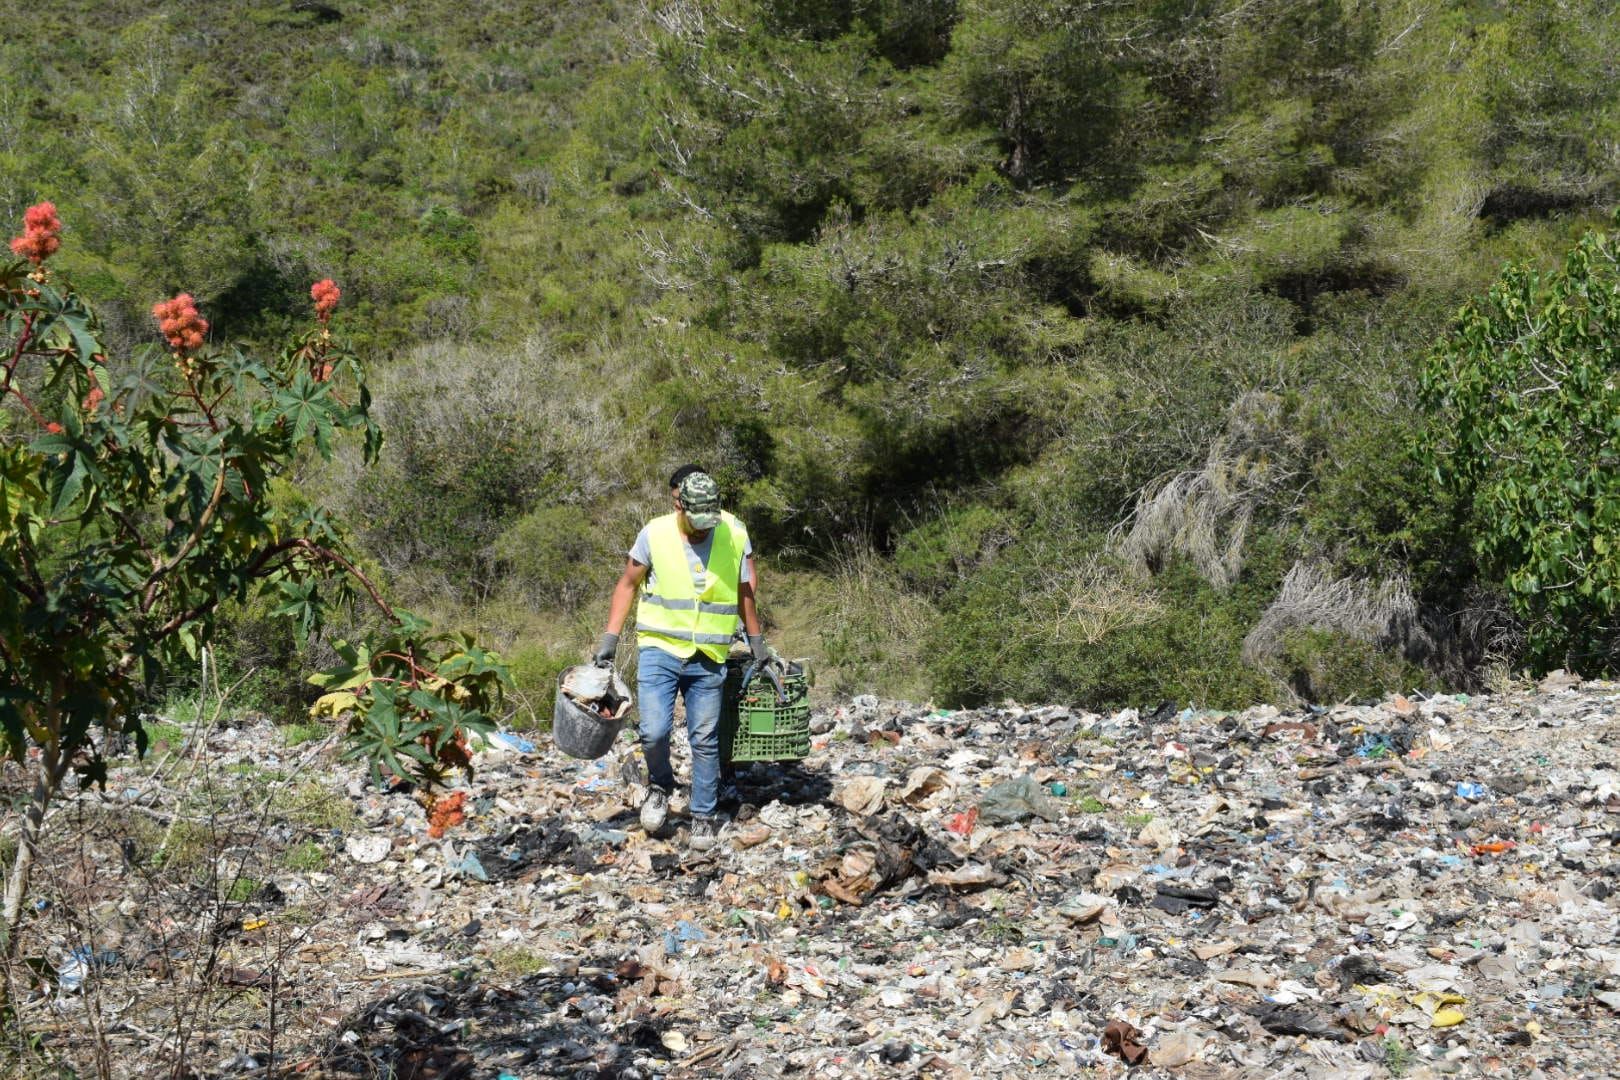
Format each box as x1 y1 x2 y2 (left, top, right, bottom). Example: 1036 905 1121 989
639 787 669 835
688 814 721 852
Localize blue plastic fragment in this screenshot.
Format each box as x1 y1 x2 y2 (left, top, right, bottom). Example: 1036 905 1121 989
1355 733 1397 758
664 920 706 956
451 849 488 882
487 730 536 754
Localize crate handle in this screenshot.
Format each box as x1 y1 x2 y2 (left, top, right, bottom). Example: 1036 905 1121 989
740 657 788 704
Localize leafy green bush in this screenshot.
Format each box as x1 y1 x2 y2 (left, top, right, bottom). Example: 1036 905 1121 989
1419 218 1620 672
493 506 613 613
335 337 625 598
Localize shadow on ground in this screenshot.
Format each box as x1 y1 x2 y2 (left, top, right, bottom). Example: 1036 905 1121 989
316 963 760 1079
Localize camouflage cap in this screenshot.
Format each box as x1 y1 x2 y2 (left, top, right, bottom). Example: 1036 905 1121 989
676 471 722 530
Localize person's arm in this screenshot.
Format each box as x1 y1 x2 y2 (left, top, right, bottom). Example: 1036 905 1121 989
739 555 761 636
739 554 769 659
595 559 648 663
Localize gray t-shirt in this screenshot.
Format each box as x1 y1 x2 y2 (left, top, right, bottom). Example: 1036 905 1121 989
630 525 754 591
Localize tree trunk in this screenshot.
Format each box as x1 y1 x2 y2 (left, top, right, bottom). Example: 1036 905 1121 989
3 742 65 959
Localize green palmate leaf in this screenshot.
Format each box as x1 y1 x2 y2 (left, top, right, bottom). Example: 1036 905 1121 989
437 645 508 682
31 413 101 516
396 741 434 766
272 578 321 644
55 301 106 375
309 642 373 690
406 689 445 714
269 372 338 456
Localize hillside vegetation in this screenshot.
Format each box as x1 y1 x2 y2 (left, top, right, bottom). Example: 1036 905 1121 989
5 0 1619 714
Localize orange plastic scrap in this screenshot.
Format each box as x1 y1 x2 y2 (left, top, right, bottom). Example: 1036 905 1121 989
1472 840 1516 856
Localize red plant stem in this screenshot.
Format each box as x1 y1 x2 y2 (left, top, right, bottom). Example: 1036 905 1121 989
10 388 51 429
2 316 53 430
299 540 398 622
3 311 34 393
181 367 221 433
376 651 437 683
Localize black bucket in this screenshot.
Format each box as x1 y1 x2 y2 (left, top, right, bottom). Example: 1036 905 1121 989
552 664 632 760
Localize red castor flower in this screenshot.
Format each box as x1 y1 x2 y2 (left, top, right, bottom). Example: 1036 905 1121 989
311 278 341 321
9 201 63 265
426 790 468 839
151 293 209 351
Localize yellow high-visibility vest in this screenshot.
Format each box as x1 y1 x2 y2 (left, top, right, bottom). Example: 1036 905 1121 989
635 511 746 662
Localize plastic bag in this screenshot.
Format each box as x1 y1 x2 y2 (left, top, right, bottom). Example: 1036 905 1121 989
978 775 1063 824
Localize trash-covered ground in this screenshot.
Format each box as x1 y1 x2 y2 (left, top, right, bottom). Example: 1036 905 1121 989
6 673 1619 1078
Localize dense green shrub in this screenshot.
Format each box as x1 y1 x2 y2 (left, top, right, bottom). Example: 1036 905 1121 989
493 507 615 613
1419 218 1620 672
1272 629 1433 705
926 536 1283 710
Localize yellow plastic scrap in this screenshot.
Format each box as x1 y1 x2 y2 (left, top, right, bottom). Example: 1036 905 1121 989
1410 991 1467 1027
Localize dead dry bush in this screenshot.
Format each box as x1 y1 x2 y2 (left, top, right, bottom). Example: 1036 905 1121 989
1039 555 1164 647
1241 560 1430 668
1115 390 1305 587
0 687 347 1079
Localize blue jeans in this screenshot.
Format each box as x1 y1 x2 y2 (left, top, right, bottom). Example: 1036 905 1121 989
637 647 725 816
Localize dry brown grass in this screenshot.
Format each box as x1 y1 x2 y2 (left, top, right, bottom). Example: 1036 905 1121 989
802 543 938 699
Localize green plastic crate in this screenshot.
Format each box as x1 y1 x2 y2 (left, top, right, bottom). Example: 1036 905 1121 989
721 659 811 762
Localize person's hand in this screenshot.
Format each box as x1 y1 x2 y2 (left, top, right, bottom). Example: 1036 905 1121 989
593 632 619 668
748 633 769 662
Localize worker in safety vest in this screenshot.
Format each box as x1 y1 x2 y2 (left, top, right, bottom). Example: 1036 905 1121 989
594 466 769 851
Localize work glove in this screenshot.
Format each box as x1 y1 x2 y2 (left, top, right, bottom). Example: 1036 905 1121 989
593 632 619 668
744 635 788 703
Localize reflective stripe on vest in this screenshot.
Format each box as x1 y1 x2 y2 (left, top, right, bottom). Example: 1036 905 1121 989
637 594 739 616
635 511 745 662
